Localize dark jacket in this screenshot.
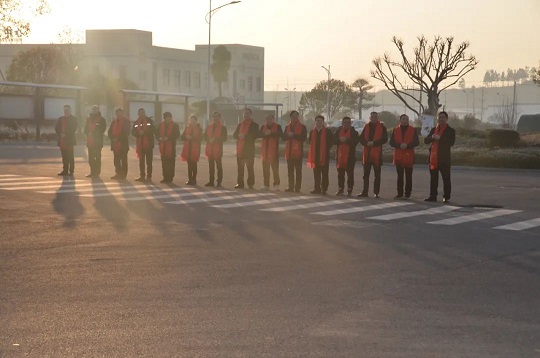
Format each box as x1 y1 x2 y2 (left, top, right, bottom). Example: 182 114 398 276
333 126 359 166
389 125 420 149
131 116 156 149
359 121 388 165
107 116 131 152
55 115 78 148
84 113 107 149
259 123 283 160
155 120 181 157
424 125 456 166
233 120 259 159
282 122 308 159
181 124 202 144
204 122 229 144
308 126 334 166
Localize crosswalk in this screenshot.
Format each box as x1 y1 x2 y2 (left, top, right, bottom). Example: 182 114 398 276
1 173 540 233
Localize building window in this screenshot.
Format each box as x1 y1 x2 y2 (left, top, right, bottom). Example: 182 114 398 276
162 68 170 86
194 71 201 89
184 71 191 88
174 70 181 88
240 79 246 90
248 76 253 91
256 77 262 92
139 70 147 81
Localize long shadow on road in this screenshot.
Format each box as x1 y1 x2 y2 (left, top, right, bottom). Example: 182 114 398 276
92 178 130 232
51 176 85 228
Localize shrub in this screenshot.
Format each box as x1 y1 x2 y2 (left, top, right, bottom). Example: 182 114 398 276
486 129 520 148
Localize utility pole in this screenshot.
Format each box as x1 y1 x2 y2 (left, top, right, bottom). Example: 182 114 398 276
321 65 331 121
512 80 517 128
480 87 484 121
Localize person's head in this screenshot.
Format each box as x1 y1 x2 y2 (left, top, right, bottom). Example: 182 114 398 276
137 108 146 117
437 111 448 125
315 115 325 129
265 114 276 125
399 114 409 126
91 105 100 115
188 115 198 125
243 108 252 120
63 105 71 116
115 108 124 118
163 112 172 122
342 116 352 129
212 111 222 123
290 110 300 123
369 111 379 123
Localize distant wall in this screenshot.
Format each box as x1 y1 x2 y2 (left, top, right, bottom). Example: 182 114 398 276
517 114 540 133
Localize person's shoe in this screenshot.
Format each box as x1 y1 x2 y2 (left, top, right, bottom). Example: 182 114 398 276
248 185 254 190
160 179 167 183
57 171 67 176
443 198 450 204
321 191 327 195
404 194 411 199
110 174 120 180
394 194 403 200
374 194 380 198
85 173 93 178
205 182 215 187
294 188 300 193
146 175 152 182
273 185 280 191
216 181 222 188
357 192 368 198
310 189 321 194
284 187 294 192
235 184 244 189
186 180 193 185
134 176 145 182
424 196 437 202
260 186 270 191
336 189 344 196
347 189 353 197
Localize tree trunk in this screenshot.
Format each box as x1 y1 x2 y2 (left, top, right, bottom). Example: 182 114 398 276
426 90 440 115
357 96 363 118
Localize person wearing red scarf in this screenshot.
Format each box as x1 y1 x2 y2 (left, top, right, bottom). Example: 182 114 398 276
131 108 155 182
55 105 78 176
181 115 202 185
334 116 359 196
424 111 455 203
358 112 388 198
204 111 228 187
259 114 283 191
283 110 307 193
156 112 180 184
83 105 106 178
108 108 132 180
233 108 259 189
307 115 334 195
389 114 419 199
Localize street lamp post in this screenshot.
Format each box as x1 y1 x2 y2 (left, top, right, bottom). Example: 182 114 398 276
321 65 331 121
206 0 241 128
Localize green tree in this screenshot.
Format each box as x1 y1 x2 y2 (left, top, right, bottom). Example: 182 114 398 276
299 79 356 121
533 62 540 86
372 36 478 116
211 45 231 98
0 0 49 43
83 73 138 109
351 77 375 119
6 45 69 83
378 111 398 125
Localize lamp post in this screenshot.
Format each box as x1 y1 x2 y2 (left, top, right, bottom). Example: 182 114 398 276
321 65 331 121
206 0 241 128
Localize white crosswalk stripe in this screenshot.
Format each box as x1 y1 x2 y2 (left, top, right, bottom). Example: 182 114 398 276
78 186 197 197
211 196 313 209
0 176 51 182
0 174 19 177
367 205 460 221
493 218 540 231
120 189 232 201
166 193 275 205
0 180 70 187
312 202 414 216
427 209 521 225
260 199 360 212
40 184 197 195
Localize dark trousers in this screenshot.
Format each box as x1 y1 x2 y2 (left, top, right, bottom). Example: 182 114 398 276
396 165 413 196
61 147 75 174
338 164 355 190
429 165 451 199
262 159 280 187
313 163 329 192
362 162 382 195
161 156 176 181
287 159 303 191
138 150 153 177
113 151 128 178
88 146 102 175
208 158 223 184
237 157 255 187
187 161 198 182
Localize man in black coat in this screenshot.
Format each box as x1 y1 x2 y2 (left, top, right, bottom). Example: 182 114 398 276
334 116 359 196
84 105 107 178
282 110 308 193
233 108 259 189
424 111 456 203
358 112 388 198
108 108 132 180
131 108 156 182
55 104 78 176
307 115 334 195
156 112 181 184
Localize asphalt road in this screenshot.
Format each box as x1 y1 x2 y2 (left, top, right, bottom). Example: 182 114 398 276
1 143 539 357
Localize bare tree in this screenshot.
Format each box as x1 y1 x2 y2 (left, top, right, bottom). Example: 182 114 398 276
492 96 518 129
0 0 49 43
371 36 478 116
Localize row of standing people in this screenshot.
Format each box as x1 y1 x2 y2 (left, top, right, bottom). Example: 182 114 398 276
55 105 455 202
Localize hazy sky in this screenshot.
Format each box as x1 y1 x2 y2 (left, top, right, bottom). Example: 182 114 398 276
24 0 540 91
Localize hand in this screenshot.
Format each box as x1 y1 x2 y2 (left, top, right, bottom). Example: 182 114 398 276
186 135 192 140
400 143 407 149
138 130 144 135
61 134 65 138
209 138 215 143
367 141 374 147
433 134 440 140
288 132 294 138
163 137 168 141
238 133 245 139
340 137 347 143
264 130 271 136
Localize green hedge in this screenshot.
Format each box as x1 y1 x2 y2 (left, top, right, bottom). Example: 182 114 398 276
486 129 520 148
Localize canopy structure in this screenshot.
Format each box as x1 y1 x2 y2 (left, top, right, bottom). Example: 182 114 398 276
120 89 193 122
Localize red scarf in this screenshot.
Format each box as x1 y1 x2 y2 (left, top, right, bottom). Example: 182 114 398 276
181 124 200 162
429 124 447 170
362 121 383 165
261 122 279 163
86 116 98 148
205 121 223 160
236 119 252 157
285 121 304 160
393 125 415 168
112 116 125 154
159 120 175 158
135 116 150 158
307 126 328 168
59 116 67 150
336 127 352 169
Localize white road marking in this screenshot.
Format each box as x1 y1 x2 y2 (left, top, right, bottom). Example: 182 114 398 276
211 196 313 209
367 205 460 221
427 209 521 225
493 218 540 231
312 202 414 216
120 189 231 201
166 193 275 205
0 177 51 182
260 199 360 212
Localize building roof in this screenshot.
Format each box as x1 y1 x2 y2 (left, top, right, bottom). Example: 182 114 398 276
0 81 85 90
120 89 193 97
